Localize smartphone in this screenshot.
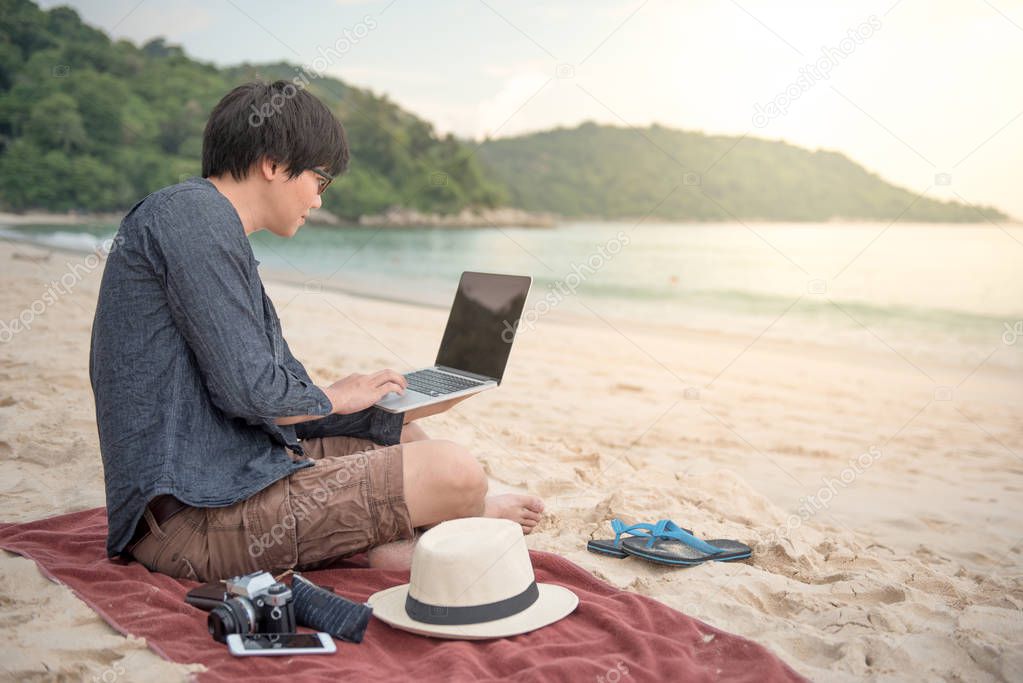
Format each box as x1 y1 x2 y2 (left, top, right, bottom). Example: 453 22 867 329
226 632 337 656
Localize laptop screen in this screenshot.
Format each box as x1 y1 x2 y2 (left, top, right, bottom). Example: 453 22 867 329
434 272 532 383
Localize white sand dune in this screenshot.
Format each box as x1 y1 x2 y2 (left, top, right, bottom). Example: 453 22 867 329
0 240 1020 681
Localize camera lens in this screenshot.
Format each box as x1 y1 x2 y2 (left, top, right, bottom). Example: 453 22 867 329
207 597 256 643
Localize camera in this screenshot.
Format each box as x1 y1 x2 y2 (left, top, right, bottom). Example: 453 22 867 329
207 571 296 643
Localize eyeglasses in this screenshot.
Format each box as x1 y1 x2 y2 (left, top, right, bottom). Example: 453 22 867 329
309 168 334 194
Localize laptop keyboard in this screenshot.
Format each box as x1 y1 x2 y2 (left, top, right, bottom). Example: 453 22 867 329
405 369 485 397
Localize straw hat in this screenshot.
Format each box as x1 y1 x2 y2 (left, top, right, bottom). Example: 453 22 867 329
368 517 578 639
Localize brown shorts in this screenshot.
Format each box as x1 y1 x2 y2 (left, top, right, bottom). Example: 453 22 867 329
129 436 414 582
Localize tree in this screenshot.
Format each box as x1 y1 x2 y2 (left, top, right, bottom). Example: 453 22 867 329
64 69 128 151
23 92 86 152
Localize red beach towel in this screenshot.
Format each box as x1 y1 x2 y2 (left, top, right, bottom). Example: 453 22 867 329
0 508 806 682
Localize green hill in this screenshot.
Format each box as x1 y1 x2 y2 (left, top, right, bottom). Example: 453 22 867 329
0 0 1006 223
477 122 1004 222
0 0 503 218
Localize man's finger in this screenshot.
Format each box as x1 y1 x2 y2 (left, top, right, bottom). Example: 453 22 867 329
379 381 404 396
374 369 407 389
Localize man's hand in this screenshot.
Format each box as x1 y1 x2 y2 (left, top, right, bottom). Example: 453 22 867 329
402 394 473 424
326 369 407 415
273 370 471 427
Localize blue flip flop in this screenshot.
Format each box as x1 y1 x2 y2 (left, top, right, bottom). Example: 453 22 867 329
586 518 660 558
587 518 700 558
621 520 752 567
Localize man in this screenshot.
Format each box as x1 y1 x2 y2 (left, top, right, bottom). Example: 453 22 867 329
90 81 543 582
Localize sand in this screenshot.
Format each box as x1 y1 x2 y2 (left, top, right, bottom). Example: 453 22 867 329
0 238 1020 682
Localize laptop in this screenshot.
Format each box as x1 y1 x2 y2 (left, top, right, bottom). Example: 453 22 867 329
375 271 532 414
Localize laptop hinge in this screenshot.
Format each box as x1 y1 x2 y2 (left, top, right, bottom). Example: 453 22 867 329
435 366 496 383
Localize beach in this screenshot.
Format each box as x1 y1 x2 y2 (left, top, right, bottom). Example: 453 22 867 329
1 237 1021 681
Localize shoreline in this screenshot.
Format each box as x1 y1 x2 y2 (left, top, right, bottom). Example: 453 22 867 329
2 231 1018 378
0 207 558 230
4 210 1019 230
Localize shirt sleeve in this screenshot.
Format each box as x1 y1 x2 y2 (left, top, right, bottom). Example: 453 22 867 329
149 190 333 422
281 336 406 446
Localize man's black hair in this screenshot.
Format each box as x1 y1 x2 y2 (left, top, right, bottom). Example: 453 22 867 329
201 81 349 181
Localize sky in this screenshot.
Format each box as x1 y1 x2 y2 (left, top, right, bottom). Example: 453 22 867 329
39 0 1023 219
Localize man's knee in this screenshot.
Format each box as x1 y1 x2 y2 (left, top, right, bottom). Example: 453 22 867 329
403 439 487 522
436 440 487 494
424 440 487 514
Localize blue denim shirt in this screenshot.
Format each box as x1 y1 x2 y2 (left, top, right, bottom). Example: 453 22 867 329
90 177 404 558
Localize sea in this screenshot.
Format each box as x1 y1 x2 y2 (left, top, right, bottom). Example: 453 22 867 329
3 220 1022 371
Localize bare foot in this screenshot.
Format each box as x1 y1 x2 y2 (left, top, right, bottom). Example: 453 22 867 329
367 539 417 571
483 494 545 534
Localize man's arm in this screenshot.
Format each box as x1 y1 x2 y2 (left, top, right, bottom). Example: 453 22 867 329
273 370 406 425
273 332 406 429
273 383 342 426
274 412 328 426
154 194 333 422
274 380 473 427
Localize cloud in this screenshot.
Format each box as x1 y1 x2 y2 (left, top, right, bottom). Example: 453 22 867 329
114 2 214 42
481 59 551 79
476 70 553 138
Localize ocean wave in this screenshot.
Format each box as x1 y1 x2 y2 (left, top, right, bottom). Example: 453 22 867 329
0 228 117 254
